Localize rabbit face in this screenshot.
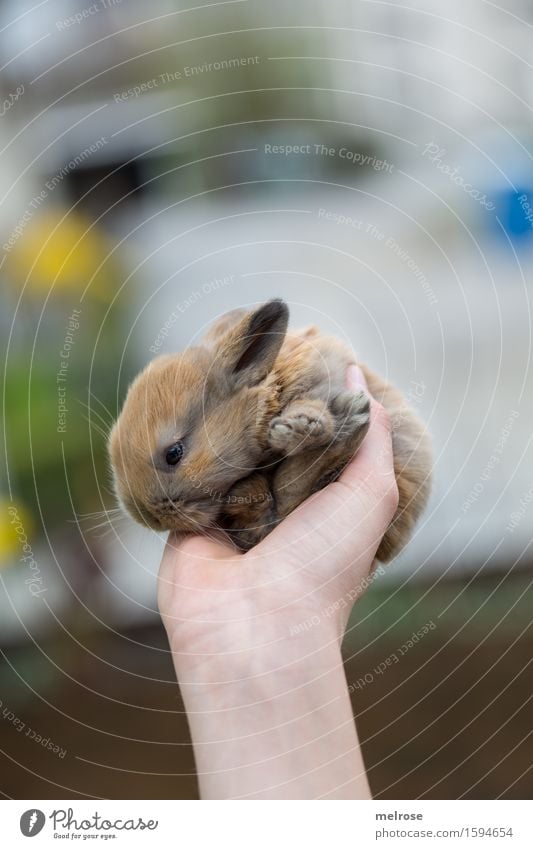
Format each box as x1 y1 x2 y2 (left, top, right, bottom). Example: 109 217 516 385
109 300 289 534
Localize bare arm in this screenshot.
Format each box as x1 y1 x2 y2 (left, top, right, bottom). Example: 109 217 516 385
158 366 398 799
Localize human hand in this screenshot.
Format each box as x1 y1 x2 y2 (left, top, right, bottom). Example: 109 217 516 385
158 364 398 658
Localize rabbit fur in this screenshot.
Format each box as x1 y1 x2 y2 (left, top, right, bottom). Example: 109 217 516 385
109 299 432 560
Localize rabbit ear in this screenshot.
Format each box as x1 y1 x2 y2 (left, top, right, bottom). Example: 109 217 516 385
217 299 289 388
201 307 248 347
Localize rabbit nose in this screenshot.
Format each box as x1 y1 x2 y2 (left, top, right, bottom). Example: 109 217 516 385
150 495 184 511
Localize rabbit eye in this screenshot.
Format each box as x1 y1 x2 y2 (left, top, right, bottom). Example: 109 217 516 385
165 441 184 466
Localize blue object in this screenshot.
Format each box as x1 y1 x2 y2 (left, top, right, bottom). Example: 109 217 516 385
494 187 533 242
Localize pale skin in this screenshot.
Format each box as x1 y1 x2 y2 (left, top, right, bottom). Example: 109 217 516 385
157 365 399 799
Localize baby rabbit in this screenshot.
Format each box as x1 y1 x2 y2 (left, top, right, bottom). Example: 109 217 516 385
109 299 432 561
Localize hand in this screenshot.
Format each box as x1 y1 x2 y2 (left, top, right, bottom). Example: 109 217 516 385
157 364 398 799
159 364 398 654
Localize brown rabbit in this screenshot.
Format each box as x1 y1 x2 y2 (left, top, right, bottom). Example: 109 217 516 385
109 299 432 560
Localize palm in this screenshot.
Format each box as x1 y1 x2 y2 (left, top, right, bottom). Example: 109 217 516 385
158 469 391 661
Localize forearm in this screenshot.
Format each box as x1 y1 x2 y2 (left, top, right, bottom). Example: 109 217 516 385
172 626 371 800
158 367 395 800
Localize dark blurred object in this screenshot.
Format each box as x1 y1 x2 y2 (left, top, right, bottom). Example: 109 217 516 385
65 161 145 221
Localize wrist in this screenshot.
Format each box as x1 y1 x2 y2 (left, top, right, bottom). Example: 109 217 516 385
173 629 366 799
167 608 345 689
162 592 370 799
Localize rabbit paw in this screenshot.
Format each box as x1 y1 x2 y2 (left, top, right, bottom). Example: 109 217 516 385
268 402 334 454
330 389 371 440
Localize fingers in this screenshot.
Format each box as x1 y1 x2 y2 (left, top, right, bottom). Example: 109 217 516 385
157 531 239 615
339 365 399 517
163 530 238 565
262 363 399 566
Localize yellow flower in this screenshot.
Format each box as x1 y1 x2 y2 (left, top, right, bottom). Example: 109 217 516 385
0 499 33 565
6 208 119 302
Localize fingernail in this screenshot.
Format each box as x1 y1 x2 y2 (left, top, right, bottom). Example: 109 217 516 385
347 364 368 391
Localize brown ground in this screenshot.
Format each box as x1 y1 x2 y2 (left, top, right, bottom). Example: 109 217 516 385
1 573 532 799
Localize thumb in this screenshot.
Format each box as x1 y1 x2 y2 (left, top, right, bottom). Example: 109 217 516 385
262 365 398 564
339 365 398 505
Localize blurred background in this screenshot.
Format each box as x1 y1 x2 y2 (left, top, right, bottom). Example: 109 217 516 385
1 0 532 799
